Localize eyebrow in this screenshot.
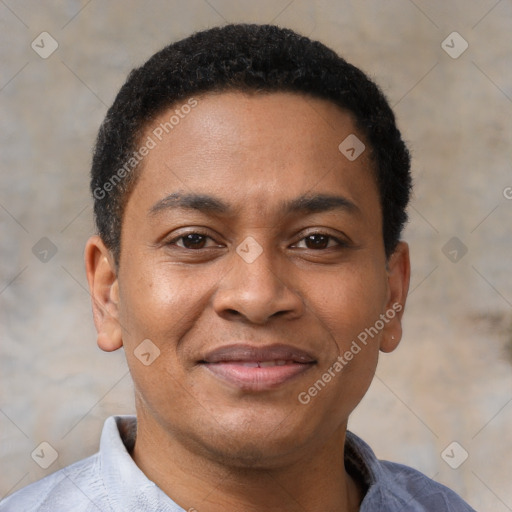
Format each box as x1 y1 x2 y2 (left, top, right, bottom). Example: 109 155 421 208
149 193 230 216
148 192 360 217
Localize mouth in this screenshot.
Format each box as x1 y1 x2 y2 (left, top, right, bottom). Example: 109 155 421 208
200 344 316 391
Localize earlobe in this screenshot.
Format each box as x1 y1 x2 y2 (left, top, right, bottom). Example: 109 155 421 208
84 236 123 352
380 241 410 353
97 326 123 352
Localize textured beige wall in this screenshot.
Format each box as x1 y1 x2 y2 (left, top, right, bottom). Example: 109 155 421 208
1 1 511 510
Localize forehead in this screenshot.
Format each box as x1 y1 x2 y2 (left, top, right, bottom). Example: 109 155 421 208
144 90 364 164
127 91 379 223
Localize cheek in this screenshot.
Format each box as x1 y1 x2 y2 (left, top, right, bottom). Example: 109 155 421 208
304 260 388 341
118 263 209 344
117 265 201 418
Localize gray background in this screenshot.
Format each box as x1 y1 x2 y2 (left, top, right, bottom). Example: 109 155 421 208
1 1 511 510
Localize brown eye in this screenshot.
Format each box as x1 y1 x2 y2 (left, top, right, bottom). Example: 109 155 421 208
177 233 208 249
293 232 347 250
304 234 330 249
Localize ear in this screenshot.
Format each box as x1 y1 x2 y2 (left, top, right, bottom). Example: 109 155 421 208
84 235 123 352
380 241 410 353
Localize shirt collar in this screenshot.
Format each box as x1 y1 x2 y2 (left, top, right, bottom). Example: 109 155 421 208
100 415 181 511
345 430 384 492
100 415 379 509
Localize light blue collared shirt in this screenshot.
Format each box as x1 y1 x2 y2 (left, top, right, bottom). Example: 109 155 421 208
0 415 477 511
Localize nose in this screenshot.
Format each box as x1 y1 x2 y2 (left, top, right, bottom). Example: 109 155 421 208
212 242 304 325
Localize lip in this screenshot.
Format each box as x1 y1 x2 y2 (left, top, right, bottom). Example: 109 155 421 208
200 344 316 391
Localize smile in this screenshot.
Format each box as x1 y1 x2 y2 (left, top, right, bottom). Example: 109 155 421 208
200 344 316 391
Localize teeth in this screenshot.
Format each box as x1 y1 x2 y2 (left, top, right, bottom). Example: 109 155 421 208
228 360 291 367
259 360 288 367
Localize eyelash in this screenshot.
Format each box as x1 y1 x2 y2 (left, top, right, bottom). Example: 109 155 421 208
168 230 218 249
294 233 348 249
167 230 348 250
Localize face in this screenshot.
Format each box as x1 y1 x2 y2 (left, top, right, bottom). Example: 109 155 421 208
86 91 409 468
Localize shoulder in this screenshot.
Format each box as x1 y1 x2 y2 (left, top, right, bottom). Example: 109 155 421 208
345 432 477 512
376 460 477 511
0 453 111 512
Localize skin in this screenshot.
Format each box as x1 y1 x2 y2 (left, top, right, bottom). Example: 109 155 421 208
85 91 410 512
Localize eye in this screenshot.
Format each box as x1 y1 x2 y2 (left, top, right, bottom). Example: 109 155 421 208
169 232 219 250
293 233 346 250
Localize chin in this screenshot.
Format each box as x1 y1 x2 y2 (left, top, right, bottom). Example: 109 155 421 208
191 414 316 469
205 436 301 470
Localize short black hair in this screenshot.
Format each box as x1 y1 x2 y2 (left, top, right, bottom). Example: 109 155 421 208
91 23 411 266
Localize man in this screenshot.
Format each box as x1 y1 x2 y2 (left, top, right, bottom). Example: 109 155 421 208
0 23 477 511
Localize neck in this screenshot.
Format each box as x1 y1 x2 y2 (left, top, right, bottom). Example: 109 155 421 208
131 410 363 512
